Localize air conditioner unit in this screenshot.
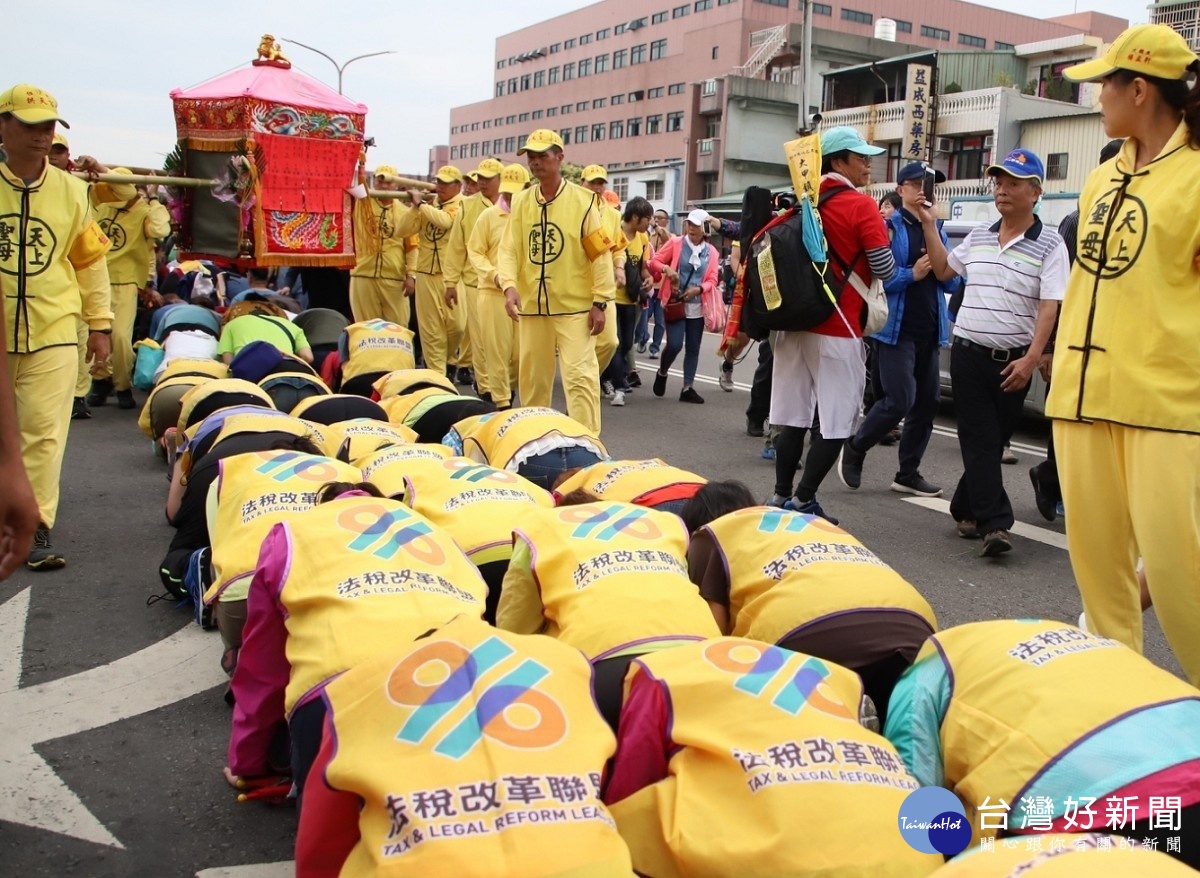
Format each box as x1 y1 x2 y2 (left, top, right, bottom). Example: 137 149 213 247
983 135 994 149
934 137 955 154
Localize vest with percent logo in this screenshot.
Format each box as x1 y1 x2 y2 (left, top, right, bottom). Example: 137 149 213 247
554 459 706 506
514 502 719 660
355 443 455 490
340 320 417 384
609 639 941 878
929 620 1200 842
137 361 229 438
459 407 607 471
402 457 552 564
702 507 937 646
303 418 417 462
176 378 273 430
321 614 632 877
374 368 457 400
205 451 362 605
96 198 163 285
277 497 487 714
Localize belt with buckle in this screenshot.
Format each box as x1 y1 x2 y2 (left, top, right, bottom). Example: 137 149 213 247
953 336 1029 363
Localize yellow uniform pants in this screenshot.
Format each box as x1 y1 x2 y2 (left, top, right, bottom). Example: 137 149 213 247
414 273 464 377
1055 420 1200 685
455 284 483 387
595 306 618 375
8 345 78 528
518 313 600 434
74 319 91 396
349 275 409 327
92 282 138 390
477 290 519 407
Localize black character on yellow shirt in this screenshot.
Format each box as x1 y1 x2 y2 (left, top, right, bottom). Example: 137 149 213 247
1077 187 1147 280
528 222 564 265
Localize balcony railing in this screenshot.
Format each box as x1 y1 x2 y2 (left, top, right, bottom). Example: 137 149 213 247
699 78 724 115
863 179 993 203
821 88 1002 142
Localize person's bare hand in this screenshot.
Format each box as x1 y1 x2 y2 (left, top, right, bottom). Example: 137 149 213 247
404 276 416 297
912 253 933 281
683 285 701 301
1038 353 1053 383
1000 354 1036 392
0 460 38 580
916 203 938 226
445 285 458 309
504 288 521 322
588 306 606 336
407 189 424 207
86 332 111 375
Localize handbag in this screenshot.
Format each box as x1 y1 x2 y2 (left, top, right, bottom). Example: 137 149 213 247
132 340 165 391
663 299 687 323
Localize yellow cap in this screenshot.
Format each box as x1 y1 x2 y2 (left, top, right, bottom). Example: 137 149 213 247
465 171 480 181
499 163 530 195
0 84 70 128
1065 23 1199 82
112 167 133 177
518 129 564 155
52 133 69 149
475 158 504 179
581 164 608 182
374 164 398 179
435 165 463 183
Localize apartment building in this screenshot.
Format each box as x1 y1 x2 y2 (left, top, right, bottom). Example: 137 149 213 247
1151 0 1200 51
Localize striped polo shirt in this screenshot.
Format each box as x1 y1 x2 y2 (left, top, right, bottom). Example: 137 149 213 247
947 217 1068 350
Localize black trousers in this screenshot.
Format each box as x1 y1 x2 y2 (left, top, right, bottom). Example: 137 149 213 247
1030 378 1061 504
746 340 773 427
948 340 1030 534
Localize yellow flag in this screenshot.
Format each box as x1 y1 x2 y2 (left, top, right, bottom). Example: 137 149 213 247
784 134 822 209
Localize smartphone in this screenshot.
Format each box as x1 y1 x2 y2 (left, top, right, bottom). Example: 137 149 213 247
922 168 937 208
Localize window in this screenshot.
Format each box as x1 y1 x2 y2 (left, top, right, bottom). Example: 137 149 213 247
580 33 592 45
756 0 787 6
628 117 641 136
921 25 950 41
597 27 610 39
995 40 1015 50
647 86 665 98
495 117 502 125
550 43 561 54
593 98 606 108
695 0 712 9
592 123 606 141
579 58 591 77
547 107 557 117
561 104 572 115
673 4 690 17
646 114 663 134
564 38 576 49
705 116 719 137
577 101 589 111
630 89 645 101
471 122 479 130
712 46 719 59
519 112 530 122
612 176 629 199
533 109 543 120
701 174 718 199
506 115 517 124
668 82 685 94
575 125 587 143
449 146 457 160
549 66 560 84
612 94 624 105
610 120 624 139
496 60 505 70
631 44 647 64
645 180 665 200
894 19 912 32
719 0 736 4
505 136 516 152
470 142 479 158
563 62 575 80
483 120 491 128
534 70 545 87
1046 153 1069 180
495 82 504 97
613 49 628 68
521 74 531 90
596 53 609 73
959 33 986 48
562 129 572 145
652 10 668 23
517 134 528 151
666 111 684 131
508 77 518 93
812 2 832 12
651 39 668 60
615 22 627 34
841 8 873 24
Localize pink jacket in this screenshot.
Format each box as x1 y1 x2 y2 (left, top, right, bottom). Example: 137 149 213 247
648 235 719 304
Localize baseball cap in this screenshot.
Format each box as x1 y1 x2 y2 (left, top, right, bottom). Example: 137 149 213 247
1065 23 1198 83
499 163 530 195
987 148 1045 184
475 158 504 179
0 84 70 128
820 126 884 156
518 129 565 155
434 165 463 184
374 164 398 179
582 164 608 182
52 133 69 149
686 208 711 227
896 162 946 184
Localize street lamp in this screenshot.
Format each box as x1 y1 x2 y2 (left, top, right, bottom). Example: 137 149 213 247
281 38 396 94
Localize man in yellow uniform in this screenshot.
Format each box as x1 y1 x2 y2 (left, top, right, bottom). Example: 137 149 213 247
468 163 528 409
499 131 615 434
580 165 625 386
443 158 502 399
349 163 416 326
0 84 113 570
397 165 465 382
85 167 170 409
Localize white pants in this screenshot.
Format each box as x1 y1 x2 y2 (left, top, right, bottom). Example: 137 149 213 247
768 331 865 439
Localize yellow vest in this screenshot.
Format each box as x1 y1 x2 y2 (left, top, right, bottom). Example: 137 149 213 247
96 197 169 285
459 407 607 471
400 457 552 564
355 443 455 491
374 368 458 399
206 451 362 605
554 459 706 506
303 418 417 462
321 615 632 878
137 361 229 438
352 198 408 280
192 412 314 471
513 502 719 659
504 181 613 315
928 620 1200 842
176 378 274 431
610 640 940 878
935 833 1199 876
401 195 463 276
276 496 487 714
443 192 493 287
0 163 112 352
341 319 416 384
701 507 937 646
1046 123 1200 434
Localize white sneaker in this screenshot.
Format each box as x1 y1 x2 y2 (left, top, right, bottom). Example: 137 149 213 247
610 390 626 407
601 380 615 400
1077 612 1088 633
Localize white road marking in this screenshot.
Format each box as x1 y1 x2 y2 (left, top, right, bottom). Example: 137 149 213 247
0 588 227 848
900 497 1068 550
196 863 294 877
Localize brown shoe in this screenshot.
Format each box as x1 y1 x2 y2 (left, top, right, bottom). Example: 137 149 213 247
957 520 980 540
981 529 1013 557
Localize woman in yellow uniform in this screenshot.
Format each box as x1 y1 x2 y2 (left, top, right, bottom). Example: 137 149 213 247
552 458 706 515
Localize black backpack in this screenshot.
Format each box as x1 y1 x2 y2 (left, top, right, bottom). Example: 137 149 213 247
741 207 833 339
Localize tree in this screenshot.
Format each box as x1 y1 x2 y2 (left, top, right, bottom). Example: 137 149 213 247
942 81 963 94
993 71 1015 88
1022 80 1038 95
561 160 583 183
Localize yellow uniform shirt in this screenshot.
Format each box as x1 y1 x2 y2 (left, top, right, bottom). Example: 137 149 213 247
441 192 493 288
467 203 509 295
397 194 463 276
351 197 413 281
96 197 170 286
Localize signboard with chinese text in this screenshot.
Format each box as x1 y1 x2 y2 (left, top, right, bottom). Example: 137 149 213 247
903 64 933 163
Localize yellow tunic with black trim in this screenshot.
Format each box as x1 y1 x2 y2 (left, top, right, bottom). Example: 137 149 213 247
457 407 607 471
1046 122 1200 435
320 615 632 877
498 180 615 315
609 639 939 878
554 459 705 506
274 496 487 715
442 192 493 288
0 163 113 352
96 196 170 285
340 319 416 383
352 197 411 281
701 507 937 646
397 194 463 276
205 450 362 605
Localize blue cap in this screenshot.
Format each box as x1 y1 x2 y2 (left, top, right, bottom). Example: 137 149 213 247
986 148 1045 184
820 126 886 157
896 162 946 184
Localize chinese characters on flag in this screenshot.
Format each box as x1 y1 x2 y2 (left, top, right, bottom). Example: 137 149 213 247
903 64 933 162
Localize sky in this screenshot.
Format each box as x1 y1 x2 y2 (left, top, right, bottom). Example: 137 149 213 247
7 0 1141 175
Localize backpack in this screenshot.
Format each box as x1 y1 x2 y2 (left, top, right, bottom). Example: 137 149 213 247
229 340 287 383
741 206 833 339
